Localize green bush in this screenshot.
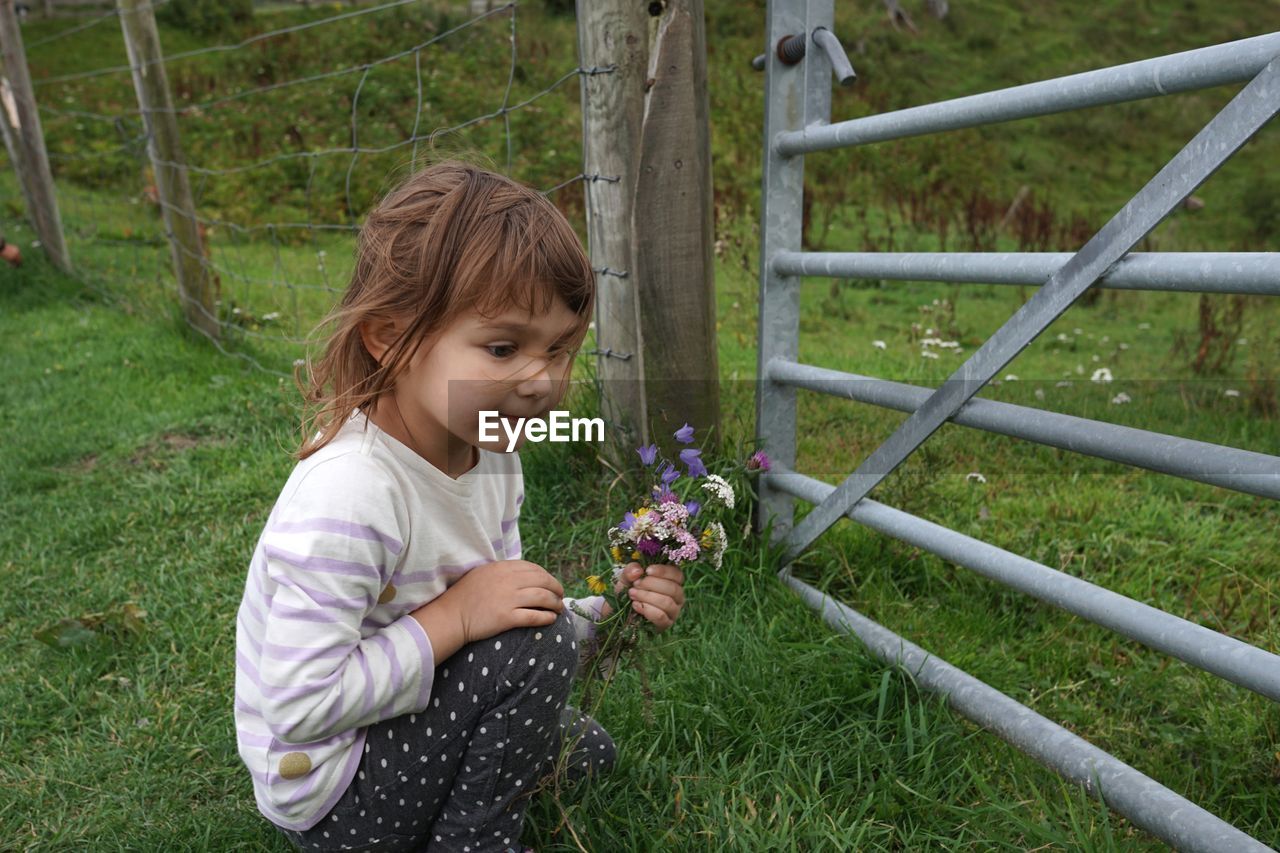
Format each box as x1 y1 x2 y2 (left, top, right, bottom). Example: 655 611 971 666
157 0 253 37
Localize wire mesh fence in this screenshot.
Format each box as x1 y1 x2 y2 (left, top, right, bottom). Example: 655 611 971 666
3 0 601 377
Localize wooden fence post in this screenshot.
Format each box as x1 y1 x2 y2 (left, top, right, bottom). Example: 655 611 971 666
117 0 219 340
578 0 720 466
0 0 72 272
577 0 649 466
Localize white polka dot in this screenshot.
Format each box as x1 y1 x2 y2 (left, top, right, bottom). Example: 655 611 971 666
468 652 474 661
482 666 489 676
403 743 409 752
535 631 542 640
494 641 501 649
380 758 387 768
555 634 562 642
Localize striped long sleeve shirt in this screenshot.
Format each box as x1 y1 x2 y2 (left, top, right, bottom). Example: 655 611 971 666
234 411 605 831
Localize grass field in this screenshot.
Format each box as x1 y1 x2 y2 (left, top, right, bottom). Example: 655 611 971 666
2 0 1277 849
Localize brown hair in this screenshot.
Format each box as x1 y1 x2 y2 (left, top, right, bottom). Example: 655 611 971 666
295 160 595 459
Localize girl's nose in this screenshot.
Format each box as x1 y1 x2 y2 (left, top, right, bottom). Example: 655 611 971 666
514 357 554 398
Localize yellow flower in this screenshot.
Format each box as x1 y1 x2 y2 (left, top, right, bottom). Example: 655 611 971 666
630 551 641 561
610 546 623 564
634 507 651 518
587 575 608 595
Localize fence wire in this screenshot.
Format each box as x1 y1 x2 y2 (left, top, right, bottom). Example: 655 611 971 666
4 0 613 381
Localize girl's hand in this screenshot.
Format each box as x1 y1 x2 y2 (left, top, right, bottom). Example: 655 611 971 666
430 559 565 645
615 561 685 633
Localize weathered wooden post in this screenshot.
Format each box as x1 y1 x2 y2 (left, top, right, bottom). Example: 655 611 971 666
118 0 219 340
0 0 72 272
577 0 720 466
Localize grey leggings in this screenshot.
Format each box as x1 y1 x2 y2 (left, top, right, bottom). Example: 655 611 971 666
275 609 616 852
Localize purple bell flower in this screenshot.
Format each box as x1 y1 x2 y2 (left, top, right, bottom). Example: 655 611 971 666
674 423 695 444
679 447 707 478
636 444 658 466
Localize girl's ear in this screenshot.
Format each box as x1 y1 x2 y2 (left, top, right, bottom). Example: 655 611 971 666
359 318 400 365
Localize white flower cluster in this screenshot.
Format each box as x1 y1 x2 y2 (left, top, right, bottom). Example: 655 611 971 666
701 474 735 509
703 521 728 570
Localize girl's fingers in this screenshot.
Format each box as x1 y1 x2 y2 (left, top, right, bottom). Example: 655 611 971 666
632 599 673 632
632 569 685 606
635 577 684 607
629 586 681 629
644 563 685 586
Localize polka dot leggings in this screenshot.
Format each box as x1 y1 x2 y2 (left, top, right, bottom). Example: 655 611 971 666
276 609 616 852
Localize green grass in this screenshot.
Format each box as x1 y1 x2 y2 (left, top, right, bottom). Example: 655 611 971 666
0 257 1173 851
3 218 1277 851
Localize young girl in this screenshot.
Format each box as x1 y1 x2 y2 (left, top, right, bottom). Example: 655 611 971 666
235 160 687 853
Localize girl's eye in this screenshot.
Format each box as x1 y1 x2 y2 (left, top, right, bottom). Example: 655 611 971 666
486 344 518 359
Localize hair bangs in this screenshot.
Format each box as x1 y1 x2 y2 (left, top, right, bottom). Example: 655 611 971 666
461 201 594 346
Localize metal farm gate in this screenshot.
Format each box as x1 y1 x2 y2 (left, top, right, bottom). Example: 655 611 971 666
752 3 1280 849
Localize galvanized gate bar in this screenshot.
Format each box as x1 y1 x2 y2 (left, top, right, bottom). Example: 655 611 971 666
775 565 1277 853
756 0 836 545
772 251 1280 296
766 358 1280 500
775 33 1280 156
780 57 1280 566
770 465 1280 702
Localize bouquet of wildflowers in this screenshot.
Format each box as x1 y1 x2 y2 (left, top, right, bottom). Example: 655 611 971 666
568 423 771 705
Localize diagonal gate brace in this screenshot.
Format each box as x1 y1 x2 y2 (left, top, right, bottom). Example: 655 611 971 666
781 56 1280 566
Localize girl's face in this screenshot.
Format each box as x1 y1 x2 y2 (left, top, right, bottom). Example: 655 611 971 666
368 294 582 476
